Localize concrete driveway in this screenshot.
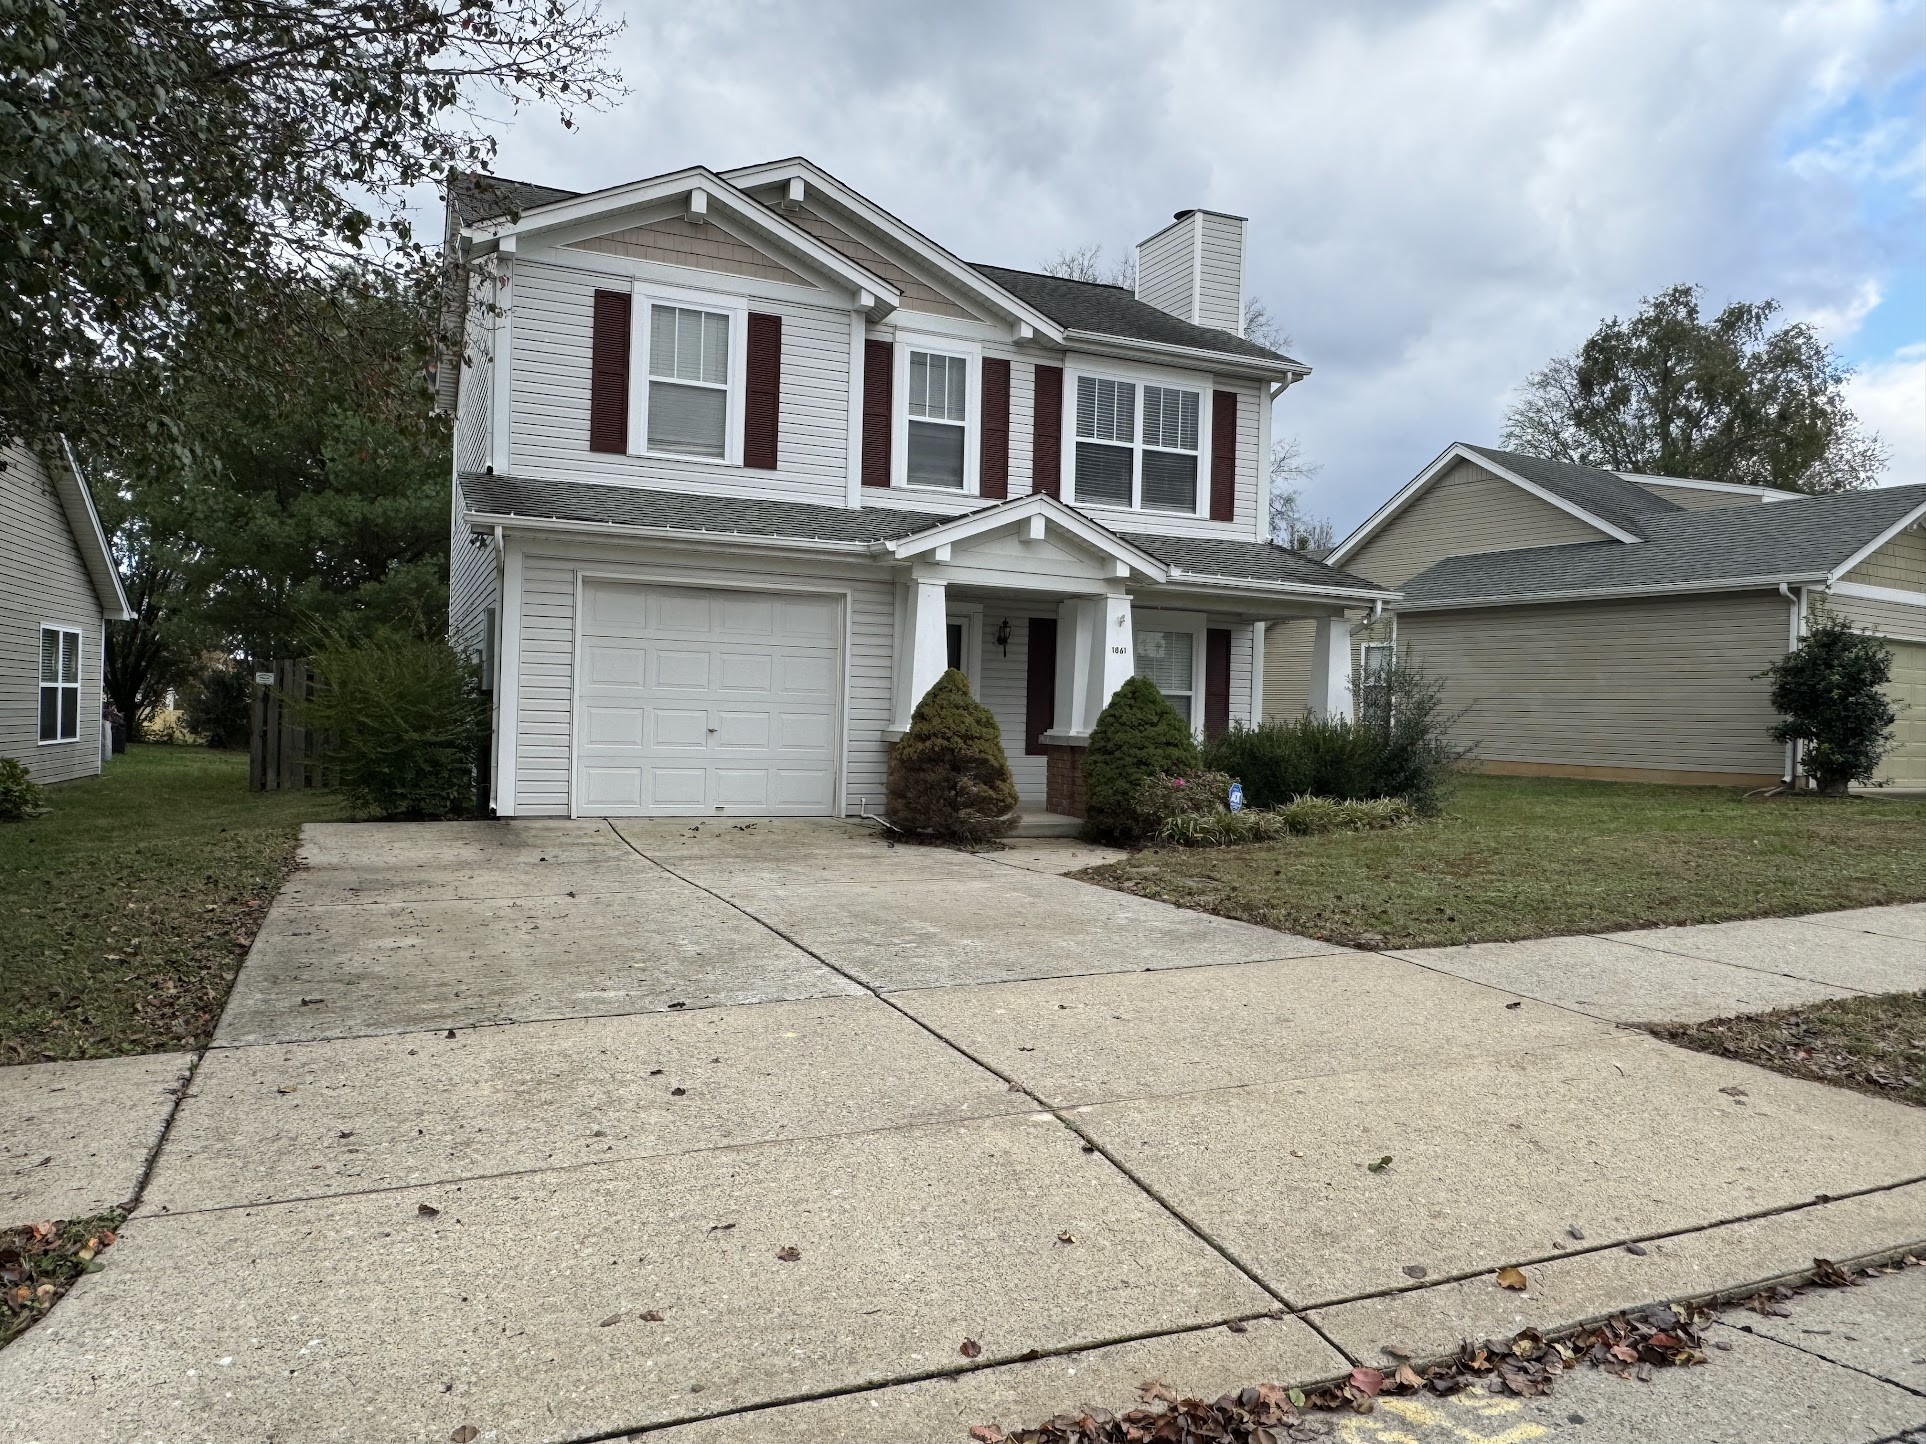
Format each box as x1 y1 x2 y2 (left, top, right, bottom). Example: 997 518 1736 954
3 819 1923 1444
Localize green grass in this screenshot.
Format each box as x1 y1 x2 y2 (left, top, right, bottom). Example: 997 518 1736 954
1081 774 1926 949
0 746 342 1062
0 1212 125 1347
1649 993 1926 1109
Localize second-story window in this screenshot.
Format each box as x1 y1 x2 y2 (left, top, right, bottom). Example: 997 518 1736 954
647 305 731 458
906 350 968 489
1073 373 1204 513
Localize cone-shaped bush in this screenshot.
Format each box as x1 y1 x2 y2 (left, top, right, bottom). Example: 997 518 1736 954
886 668 1019 843
1084 674 1200 843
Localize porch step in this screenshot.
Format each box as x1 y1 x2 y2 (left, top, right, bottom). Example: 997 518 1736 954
1011 810 1083 838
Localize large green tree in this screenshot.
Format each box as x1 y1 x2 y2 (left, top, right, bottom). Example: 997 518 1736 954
1502 284 1886 494
92 274 454 731
0 0 620 447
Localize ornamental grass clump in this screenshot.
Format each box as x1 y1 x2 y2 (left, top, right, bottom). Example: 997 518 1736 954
1154 794 1413 846
1084 676 1200 843
885 669 1018 844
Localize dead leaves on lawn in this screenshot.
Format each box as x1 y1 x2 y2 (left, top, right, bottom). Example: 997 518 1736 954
1 1213 123 1347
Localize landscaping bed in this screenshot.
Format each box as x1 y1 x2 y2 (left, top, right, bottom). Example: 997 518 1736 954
1649 992 1926 1108
0 745 341 1062
1078 775 1926 949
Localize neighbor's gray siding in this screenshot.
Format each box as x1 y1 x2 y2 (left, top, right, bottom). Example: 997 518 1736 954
1824 593 1926 645
1261 612 1390 720
507 540 896 816
1 442 105 784
510 257 855 507
1398 591 1789 778
1344 459 1615 586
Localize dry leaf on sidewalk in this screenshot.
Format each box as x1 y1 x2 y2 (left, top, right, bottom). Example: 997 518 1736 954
1495 1266 1528 1290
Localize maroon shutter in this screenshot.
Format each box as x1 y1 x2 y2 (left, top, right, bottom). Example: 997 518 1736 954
1032 364 1063 498
1204 628 1232 739
744 312 781 469
980 357 1010 499
1025 617 1058 755
861 338 893 487
589 289 631 454
1209 390 1238 521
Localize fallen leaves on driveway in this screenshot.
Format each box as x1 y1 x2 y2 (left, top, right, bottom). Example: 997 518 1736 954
774 1246 801 1262
1494 1265 1528 1291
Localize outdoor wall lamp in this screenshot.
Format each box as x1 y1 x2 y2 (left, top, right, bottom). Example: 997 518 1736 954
995 618 1011 655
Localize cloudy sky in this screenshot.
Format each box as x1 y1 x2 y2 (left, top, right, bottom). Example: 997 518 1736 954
468 0 1926 531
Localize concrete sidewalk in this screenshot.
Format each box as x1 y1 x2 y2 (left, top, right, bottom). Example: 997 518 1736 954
0 820 1920 1444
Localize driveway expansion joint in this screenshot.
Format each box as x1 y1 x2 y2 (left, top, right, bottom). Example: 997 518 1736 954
1719 1318 1926 1400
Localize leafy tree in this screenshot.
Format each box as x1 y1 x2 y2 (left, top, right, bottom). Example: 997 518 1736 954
1761 611 1897 795
92 273 454 731
1503 284 1886 494
885 670 1018 843
1084 675 1200 843
1 0 622 447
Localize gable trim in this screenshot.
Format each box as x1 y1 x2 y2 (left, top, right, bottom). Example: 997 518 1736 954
1828 505 1926 586
1618 472 1799 502
1328 442 1638 567
50 440 132 621
878 492 1169 582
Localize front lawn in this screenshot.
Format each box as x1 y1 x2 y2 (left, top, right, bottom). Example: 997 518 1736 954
1081 775 1926 949
0 746 341 1062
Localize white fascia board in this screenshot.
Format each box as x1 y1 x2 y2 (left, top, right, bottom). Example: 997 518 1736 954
466 167 900 309
1395 572 1831 613
720 158 1067 343
53 438 133 621
1158 569 1400 605
1328 442 1636 567
1827 501 1926 584
1615 472 1800 502
879 493 1170 581
1830 580 1926 608
1059 329 1309 383
463 509 873 558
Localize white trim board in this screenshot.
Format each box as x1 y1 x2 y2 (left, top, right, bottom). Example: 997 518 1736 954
1829 503 1926 584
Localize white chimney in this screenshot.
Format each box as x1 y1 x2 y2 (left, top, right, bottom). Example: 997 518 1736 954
1134 209 1246 335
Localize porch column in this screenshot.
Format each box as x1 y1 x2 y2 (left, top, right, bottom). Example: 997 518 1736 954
900 574 949 725
1093 591 1134 719
1308 615 1354 721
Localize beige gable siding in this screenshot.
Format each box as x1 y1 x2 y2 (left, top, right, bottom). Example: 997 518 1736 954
1632 480 1770 511
509 259 854 506
1398 591 1789 780
507 541 896 816
567 217 813 286
1 442 105 783
1344 459 1616 586
784 206 974 319
1845 526 1926 590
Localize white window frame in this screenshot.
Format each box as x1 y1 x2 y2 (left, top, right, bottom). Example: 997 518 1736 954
628 281 749 468
38 624 83 745
1062 359 1213 518
892 335 980 494
1130 608 1208 738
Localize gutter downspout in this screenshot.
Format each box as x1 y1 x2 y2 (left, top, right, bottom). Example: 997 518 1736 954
1778 583 1804 787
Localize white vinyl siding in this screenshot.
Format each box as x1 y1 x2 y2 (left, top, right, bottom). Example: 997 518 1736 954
1195 212 1245 335
509 258 853 506
1134 216 1197 322
1 443 106 784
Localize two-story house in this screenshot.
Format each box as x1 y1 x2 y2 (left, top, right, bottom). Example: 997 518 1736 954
441 159 1395 821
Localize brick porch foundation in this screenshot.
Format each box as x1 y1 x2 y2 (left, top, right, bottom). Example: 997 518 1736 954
1045 745 1087 818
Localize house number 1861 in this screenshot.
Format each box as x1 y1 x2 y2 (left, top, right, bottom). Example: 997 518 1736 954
1110 646 1128 654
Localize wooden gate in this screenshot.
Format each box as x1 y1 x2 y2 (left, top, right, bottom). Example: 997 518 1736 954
249 660 333 790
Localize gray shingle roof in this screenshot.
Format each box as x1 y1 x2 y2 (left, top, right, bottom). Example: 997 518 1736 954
459 473 1388 594
1400 483 1926 608
1459 445 1680 539
1133 533 1389 593
448 173 581 226
971 265 1302 367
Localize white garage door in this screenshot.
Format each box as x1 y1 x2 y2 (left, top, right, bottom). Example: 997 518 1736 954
574 581 842 816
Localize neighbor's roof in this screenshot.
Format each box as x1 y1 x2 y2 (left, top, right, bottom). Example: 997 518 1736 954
459 473 1386 594
1456 445 1681 540
971 265 1302 368
443 169 1297 369
1399 483 1926 609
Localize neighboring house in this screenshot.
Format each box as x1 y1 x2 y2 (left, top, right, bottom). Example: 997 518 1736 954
1 439 133 783
1266 443 1926 790
440 159 1394 819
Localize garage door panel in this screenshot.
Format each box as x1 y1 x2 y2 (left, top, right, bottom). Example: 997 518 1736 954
1882 642 1925 789
576 581 842 816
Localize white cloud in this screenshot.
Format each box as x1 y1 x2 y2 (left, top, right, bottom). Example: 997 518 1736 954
1847 342 1926 487
473 0 1926 526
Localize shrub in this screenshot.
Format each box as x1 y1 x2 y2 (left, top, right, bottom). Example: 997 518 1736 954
1204 650 1466 815
885 669 1018 844
1131 769 1233 836
179 660 253 750
1084 676 1200 843
0 758 45 822
299 632 488 818
1761 610 1896 795
1155 795 1413 846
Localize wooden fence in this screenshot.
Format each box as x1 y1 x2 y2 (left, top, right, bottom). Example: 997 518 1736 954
249 660 333 791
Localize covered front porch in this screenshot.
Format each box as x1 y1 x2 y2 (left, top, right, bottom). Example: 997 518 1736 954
880 496 1371 816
